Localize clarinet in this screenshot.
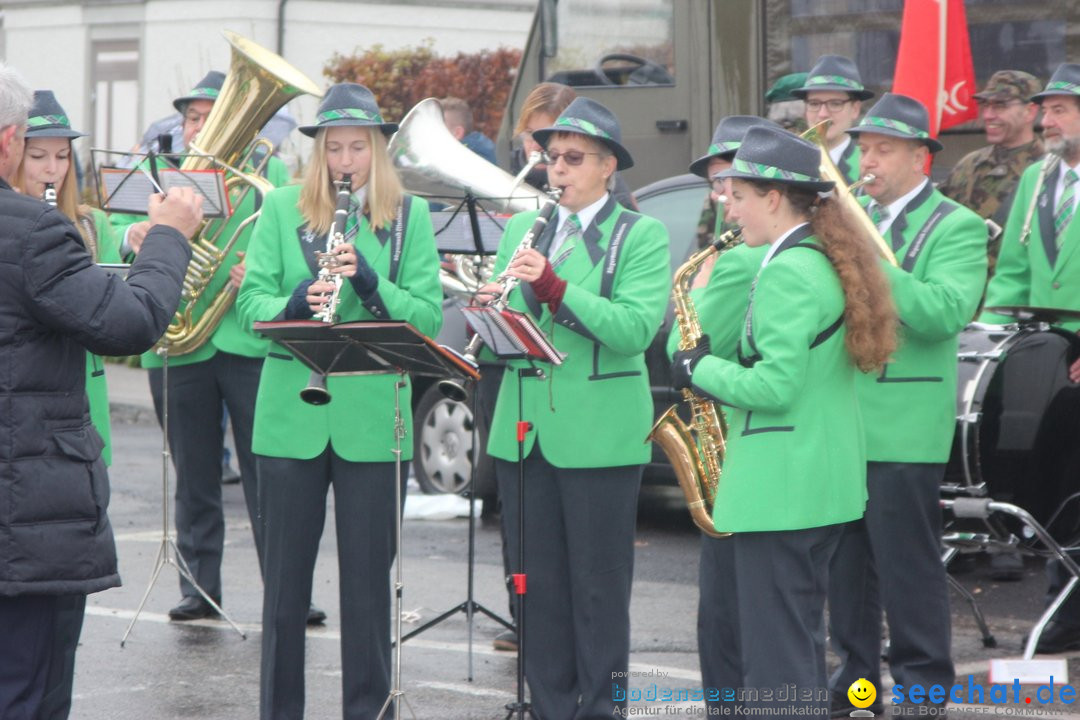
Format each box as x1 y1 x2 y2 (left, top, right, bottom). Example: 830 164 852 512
300 174 353 406
313 174 354 323
43 183 57 207
460 188 562 363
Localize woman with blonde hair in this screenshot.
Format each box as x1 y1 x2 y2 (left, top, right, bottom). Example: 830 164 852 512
672 124 897 718
15 90 122 465
237 83 442 720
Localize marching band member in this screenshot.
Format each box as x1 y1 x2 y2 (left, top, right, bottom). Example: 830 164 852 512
672 125 897 717
14 91 121 467
981 63 1080 653
236 82 442 720
828 93 987 716
666 115 776 712
479 97 670 718
792 55 874 185
110 71 297 622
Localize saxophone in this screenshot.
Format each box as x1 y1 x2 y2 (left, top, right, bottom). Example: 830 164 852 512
647 227 742 538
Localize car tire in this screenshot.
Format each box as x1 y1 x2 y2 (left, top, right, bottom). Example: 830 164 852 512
412 383 496 498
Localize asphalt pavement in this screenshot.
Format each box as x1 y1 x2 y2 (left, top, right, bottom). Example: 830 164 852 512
61 362 1080 719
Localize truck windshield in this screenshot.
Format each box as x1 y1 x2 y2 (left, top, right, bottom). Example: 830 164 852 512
543 0 675 88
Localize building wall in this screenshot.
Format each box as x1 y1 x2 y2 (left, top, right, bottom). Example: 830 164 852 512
1 0 533 169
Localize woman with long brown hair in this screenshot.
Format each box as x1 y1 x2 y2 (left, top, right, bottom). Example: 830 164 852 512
672 124 896 717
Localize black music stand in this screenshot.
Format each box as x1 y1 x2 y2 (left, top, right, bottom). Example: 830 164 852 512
254 319 479 720
460 311 563 720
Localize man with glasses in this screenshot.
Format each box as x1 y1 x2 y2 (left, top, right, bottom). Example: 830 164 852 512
792 55 875 185
940 71 1043 270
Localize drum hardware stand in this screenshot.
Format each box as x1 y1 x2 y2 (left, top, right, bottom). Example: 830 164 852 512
506 365 544 720
397 375 513 681
121 347 246 646
379 376 417 720
941 497 1080 659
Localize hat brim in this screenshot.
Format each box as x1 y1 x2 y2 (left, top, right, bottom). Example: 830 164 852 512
298 119 398 138
791 85 874 101
172 95 219 113
531 126 634 171
1031 89 1080 104
25 127 85 139
972 90 1030 102
847 126 943 153
715 166 834 193
688 149 737 179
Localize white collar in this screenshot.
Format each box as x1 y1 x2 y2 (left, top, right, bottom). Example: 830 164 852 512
762 222 811 267
876 177 929 234
828 136 851 166
557 193 610 235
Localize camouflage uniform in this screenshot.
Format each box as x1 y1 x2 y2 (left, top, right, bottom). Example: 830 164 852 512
939 70 1044 269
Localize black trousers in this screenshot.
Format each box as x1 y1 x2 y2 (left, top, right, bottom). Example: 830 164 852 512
698 526 839 718
495 450 641 720
148 351 264 601
828 462 954 702
0 595 61 720
38 595 86 720
258 451 399 720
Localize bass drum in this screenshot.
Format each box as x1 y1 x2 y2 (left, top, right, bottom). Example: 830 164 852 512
944 323 1080 546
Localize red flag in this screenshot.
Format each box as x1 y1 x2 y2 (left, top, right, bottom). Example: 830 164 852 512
893 0 977 136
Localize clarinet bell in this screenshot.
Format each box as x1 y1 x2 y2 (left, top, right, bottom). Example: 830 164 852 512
437 377 469 403
300 370 332 405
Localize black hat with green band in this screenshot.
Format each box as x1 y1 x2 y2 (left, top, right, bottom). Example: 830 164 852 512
531 97 634 170
715 125 834 193
25 90 85 139
298 82 398 138
689 116 780 179
846 92 943 153
792 55 874 101
172 71 226 113
1031 63 1080 104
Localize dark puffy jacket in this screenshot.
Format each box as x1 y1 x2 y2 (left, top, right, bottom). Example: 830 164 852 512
0 178 191 596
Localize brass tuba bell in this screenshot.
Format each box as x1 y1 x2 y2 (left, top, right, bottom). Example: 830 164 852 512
158 31 322 356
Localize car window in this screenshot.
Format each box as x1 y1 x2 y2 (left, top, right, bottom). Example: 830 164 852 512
635 182 707 268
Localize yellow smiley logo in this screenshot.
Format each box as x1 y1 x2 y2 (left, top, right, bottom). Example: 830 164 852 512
847 678 877 709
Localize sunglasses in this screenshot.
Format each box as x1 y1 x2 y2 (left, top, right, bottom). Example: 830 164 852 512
543 149 604 166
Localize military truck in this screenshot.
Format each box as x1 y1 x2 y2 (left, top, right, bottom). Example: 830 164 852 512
495 0 1074 188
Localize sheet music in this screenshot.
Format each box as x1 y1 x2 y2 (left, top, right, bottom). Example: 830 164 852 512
97 160 228 217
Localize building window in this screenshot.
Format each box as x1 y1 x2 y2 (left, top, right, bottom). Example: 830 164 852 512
91 41 139 154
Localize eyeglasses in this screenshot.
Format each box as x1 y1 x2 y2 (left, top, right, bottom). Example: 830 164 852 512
184 109 212 124
543 149 604 166
976 98 1024 113
806 99 854 113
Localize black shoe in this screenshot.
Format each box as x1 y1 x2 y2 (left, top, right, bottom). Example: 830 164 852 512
222 465 241 485
493 629 518 652
1034 621 1080 654
168 596 219 621
988 551 1023 581
307 604 327 626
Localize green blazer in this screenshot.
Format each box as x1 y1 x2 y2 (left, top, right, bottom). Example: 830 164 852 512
690 226 867 533
666 243 768 363
856 183 987 463
236 185 442 462
486 196 671 468
110 155 292 368
982 158 1080 333
85 208 122 466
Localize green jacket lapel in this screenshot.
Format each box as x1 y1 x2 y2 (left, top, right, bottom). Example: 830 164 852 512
889 181 935 257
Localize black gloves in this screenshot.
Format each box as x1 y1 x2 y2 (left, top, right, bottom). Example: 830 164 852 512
671 334 712 391
284 279 316 320
348 254 379 299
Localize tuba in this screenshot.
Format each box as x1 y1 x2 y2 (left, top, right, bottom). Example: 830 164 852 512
802 121 898 267
157 31 321 356
647 228 743 539
388 98 549 300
